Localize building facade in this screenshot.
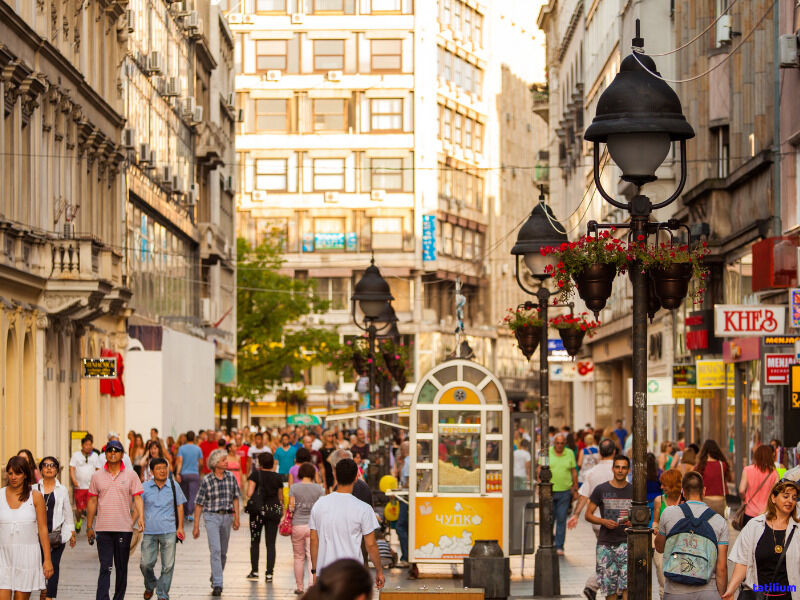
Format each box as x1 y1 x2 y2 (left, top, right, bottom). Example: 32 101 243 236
232 0 548 423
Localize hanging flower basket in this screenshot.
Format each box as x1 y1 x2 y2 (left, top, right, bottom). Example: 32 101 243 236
651 262 693 309
541 231 627 315
574 263 618 318
634 240 709 307
549 313 600 358
504 307 544 360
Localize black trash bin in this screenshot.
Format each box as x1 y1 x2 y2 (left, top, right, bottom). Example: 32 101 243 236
463 539 510 600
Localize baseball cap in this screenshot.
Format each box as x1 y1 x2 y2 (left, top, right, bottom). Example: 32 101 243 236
105 440 124 452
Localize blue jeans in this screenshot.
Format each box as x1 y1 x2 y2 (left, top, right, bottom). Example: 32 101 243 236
396 501 409 562
140 533 177 599
552 490 572 551
204 512 233 587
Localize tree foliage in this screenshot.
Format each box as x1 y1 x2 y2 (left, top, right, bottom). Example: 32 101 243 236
234 235 340 402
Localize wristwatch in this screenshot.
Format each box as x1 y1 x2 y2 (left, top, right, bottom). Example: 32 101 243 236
310 569 316 574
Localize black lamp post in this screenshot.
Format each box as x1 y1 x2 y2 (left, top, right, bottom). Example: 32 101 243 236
583 20 695 600
510 193 568 598
281 364 294 424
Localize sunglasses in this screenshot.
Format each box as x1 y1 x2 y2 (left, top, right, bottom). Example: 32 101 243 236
106 448 122 454
41 463 58 469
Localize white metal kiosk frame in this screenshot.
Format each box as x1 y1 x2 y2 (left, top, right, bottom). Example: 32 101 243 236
409 359 510 563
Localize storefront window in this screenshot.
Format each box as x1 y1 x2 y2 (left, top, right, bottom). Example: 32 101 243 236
417 408 433 431
417 440 432 463
437 411 480 493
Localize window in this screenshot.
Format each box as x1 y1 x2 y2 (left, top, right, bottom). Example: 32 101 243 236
313 40 344 71
443 222 453 255
443 51 452 80
371 158 403 191
316 278 349 309
474 122 483 153
464 230 474 260
454 57 463 87
256 40 287 71
442 0 451 25
454 113 463 145
255 0 286 12
371 0 402 13
712 126 730 178
314 0 344 12
371 217 403 250
371 39 402 72
255 159 288 191
313 158 345 190
255 99 288 132
464 118 473 149
313 99 347 132
473 13 483 46
313 218 346 251
453 227 463 256
370 98 403 131
443 108 452 141
464 7 472 40
453 0 462 31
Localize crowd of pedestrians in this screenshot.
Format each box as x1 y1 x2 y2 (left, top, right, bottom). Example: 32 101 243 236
0 424 391 600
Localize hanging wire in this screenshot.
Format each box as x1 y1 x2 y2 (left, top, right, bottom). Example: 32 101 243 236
646 0 740 56
631 0 776 84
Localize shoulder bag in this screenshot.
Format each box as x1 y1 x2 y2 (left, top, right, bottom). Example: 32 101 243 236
42 487 62 548
245 471 266 514
169 472 183 543
737 525 795 600
731 470 772 531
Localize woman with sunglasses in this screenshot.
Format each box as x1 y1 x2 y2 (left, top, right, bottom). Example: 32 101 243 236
34 457 75 600
723 480 800 600
0 456 54 598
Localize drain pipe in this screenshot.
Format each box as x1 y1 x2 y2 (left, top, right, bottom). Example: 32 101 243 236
772 0 781 236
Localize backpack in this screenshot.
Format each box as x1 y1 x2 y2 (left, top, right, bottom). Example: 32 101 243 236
663 503 718 585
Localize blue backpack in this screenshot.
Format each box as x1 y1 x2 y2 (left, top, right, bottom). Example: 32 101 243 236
663 503 718 585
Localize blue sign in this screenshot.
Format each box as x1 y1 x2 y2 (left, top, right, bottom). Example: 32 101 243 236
548 338 565 352
302 233 314 253
314 233 345 250
422 214 436 262
346 232 357 251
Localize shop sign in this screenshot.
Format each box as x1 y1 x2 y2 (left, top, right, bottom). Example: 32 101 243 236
791 289 800 328
82 357 117 379
764 336 800 345
714 305 785 337
696 360 734 389
548 338 572 362
414 497 503 560
723 337 761 363
672 365 696 387
671 388 714 399
422 214 436 262
764 353 796 386
627 376 673 406
791 365 800 410
550 361 594 381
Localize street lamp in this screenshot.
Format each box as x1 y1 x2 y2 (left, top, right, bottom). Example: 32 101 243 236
351 258 395 411
281 364 294 424
511 193 568 598
583 20 695 600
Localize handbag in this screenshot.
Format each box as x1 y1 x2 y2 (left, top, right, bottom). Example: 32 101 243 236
737 526 795 600
718 461 731 519
169 472 183 544
41 490 62 547
279 508 293 536
731 471 772 531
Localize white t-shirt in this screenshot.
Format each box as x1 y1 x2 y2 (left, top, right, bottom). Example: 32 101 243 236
311 438 323 452
247 445 272 471
308 492 379 570
513 449 531 478
578 459 615 533
69 450 101 489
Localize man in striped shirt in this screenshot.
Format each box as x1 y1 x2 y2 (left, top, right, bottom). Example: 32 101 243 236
87 439 145 600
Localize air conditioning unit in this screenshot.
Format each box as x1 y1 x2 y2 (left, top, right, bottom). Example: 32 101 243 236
252 190 267 201
147 150 157 169
186 188 197 205
225 92 235 108
181 96 196 117
200 298 211 323
326 70 343 82
265 70 281 81
243 14 254 23
122 128 136 148
126 9 135 33
370 189 386 201
324 191 338 203
162 166 173 187
165 76 181 97
147 51 164 74
291 13 304 24
154 76 166 96
184 10 199 30
716 14 731 46
170 1 186 13
224 175 234 192
139 143 151 163
779 34 799 68
228 13 242 23
172 176 185 194
189 18 204 39
192 106 203 124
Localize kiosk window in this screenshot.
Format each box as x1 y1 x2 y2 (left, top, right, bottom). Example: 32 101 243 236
436 365 458 386
418 381 437 404
463 365 485 386
486 440 502 463
417 470 432 493
417 409 433 432
483 380 501 404
417 440 432 463
438 411 480 493
486 410 501 432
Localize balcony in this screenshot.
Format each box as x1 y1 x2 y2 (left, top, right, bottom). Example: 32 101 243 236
531 83 549 123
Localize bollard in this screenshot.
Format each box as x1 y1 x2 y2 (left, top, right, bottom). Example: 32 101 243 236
463 539 510 600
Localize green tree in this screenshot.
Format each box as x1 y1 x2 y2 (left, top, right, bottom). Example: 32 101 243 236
225 235 340 426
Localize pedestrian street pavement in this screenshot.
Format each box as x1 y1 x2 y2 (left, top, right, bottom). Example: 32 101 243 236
57 515 604 599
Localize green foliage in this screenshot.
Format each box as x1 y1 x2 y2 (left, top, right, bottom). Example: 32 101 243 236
233 235 341 402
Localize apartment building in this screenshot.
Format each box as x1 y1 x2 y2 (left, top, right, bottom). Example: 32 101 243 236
121 0 238 435
232 0 547 423
0 0 130 460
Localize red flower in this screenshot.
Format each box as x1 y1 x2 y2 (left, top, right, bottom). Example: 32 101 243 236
637 234 645 241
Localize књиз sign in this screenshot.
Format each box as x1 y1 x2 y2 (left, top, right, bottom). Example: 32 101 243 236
82 357 117 379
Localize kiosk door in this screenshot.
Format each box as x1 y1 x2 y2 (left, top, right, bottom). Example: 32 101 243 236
508 411 536 555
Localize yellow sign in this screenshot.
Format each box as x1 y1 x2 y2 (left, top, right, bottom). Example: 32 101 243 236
439 424 481 434
82 357 117 379
672 388 714 399
696 360 734 389
440 387 481 405
413 497 503 560
791 365 800 409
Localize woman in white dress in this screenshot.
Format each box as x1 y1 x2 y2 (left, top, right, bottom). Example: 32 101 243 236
0 456 54 599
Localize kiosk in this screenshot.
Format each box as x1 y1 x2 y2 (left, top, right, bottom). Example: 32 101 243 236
409 359 510 563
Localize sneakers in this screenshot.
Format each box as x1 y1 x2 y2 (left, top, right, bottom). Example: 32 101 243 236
212 586 222 596
246 571 258 580
75 518 82 533
396 560 410 568
143 591 153 600
583 587 597 600
186 515 194 522
265 573 273 582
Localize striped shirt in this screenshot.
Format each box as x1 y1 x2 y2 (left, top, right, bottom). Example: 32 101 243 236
88 463 144 532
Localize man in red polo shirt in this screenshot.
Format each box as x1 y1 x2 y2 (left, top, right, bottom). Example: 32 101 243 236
86 439 144 600
199 430 219 475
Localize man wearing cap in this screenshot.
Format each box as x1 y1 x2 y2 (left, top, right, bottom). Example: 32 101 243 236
87 439 145 600
192 448 241 597
98 432 135 471
140 458 186 600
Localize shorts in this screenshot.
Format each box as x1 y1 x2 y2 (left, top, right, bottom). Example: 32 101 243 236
596 543 627 597
74 488 89 511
